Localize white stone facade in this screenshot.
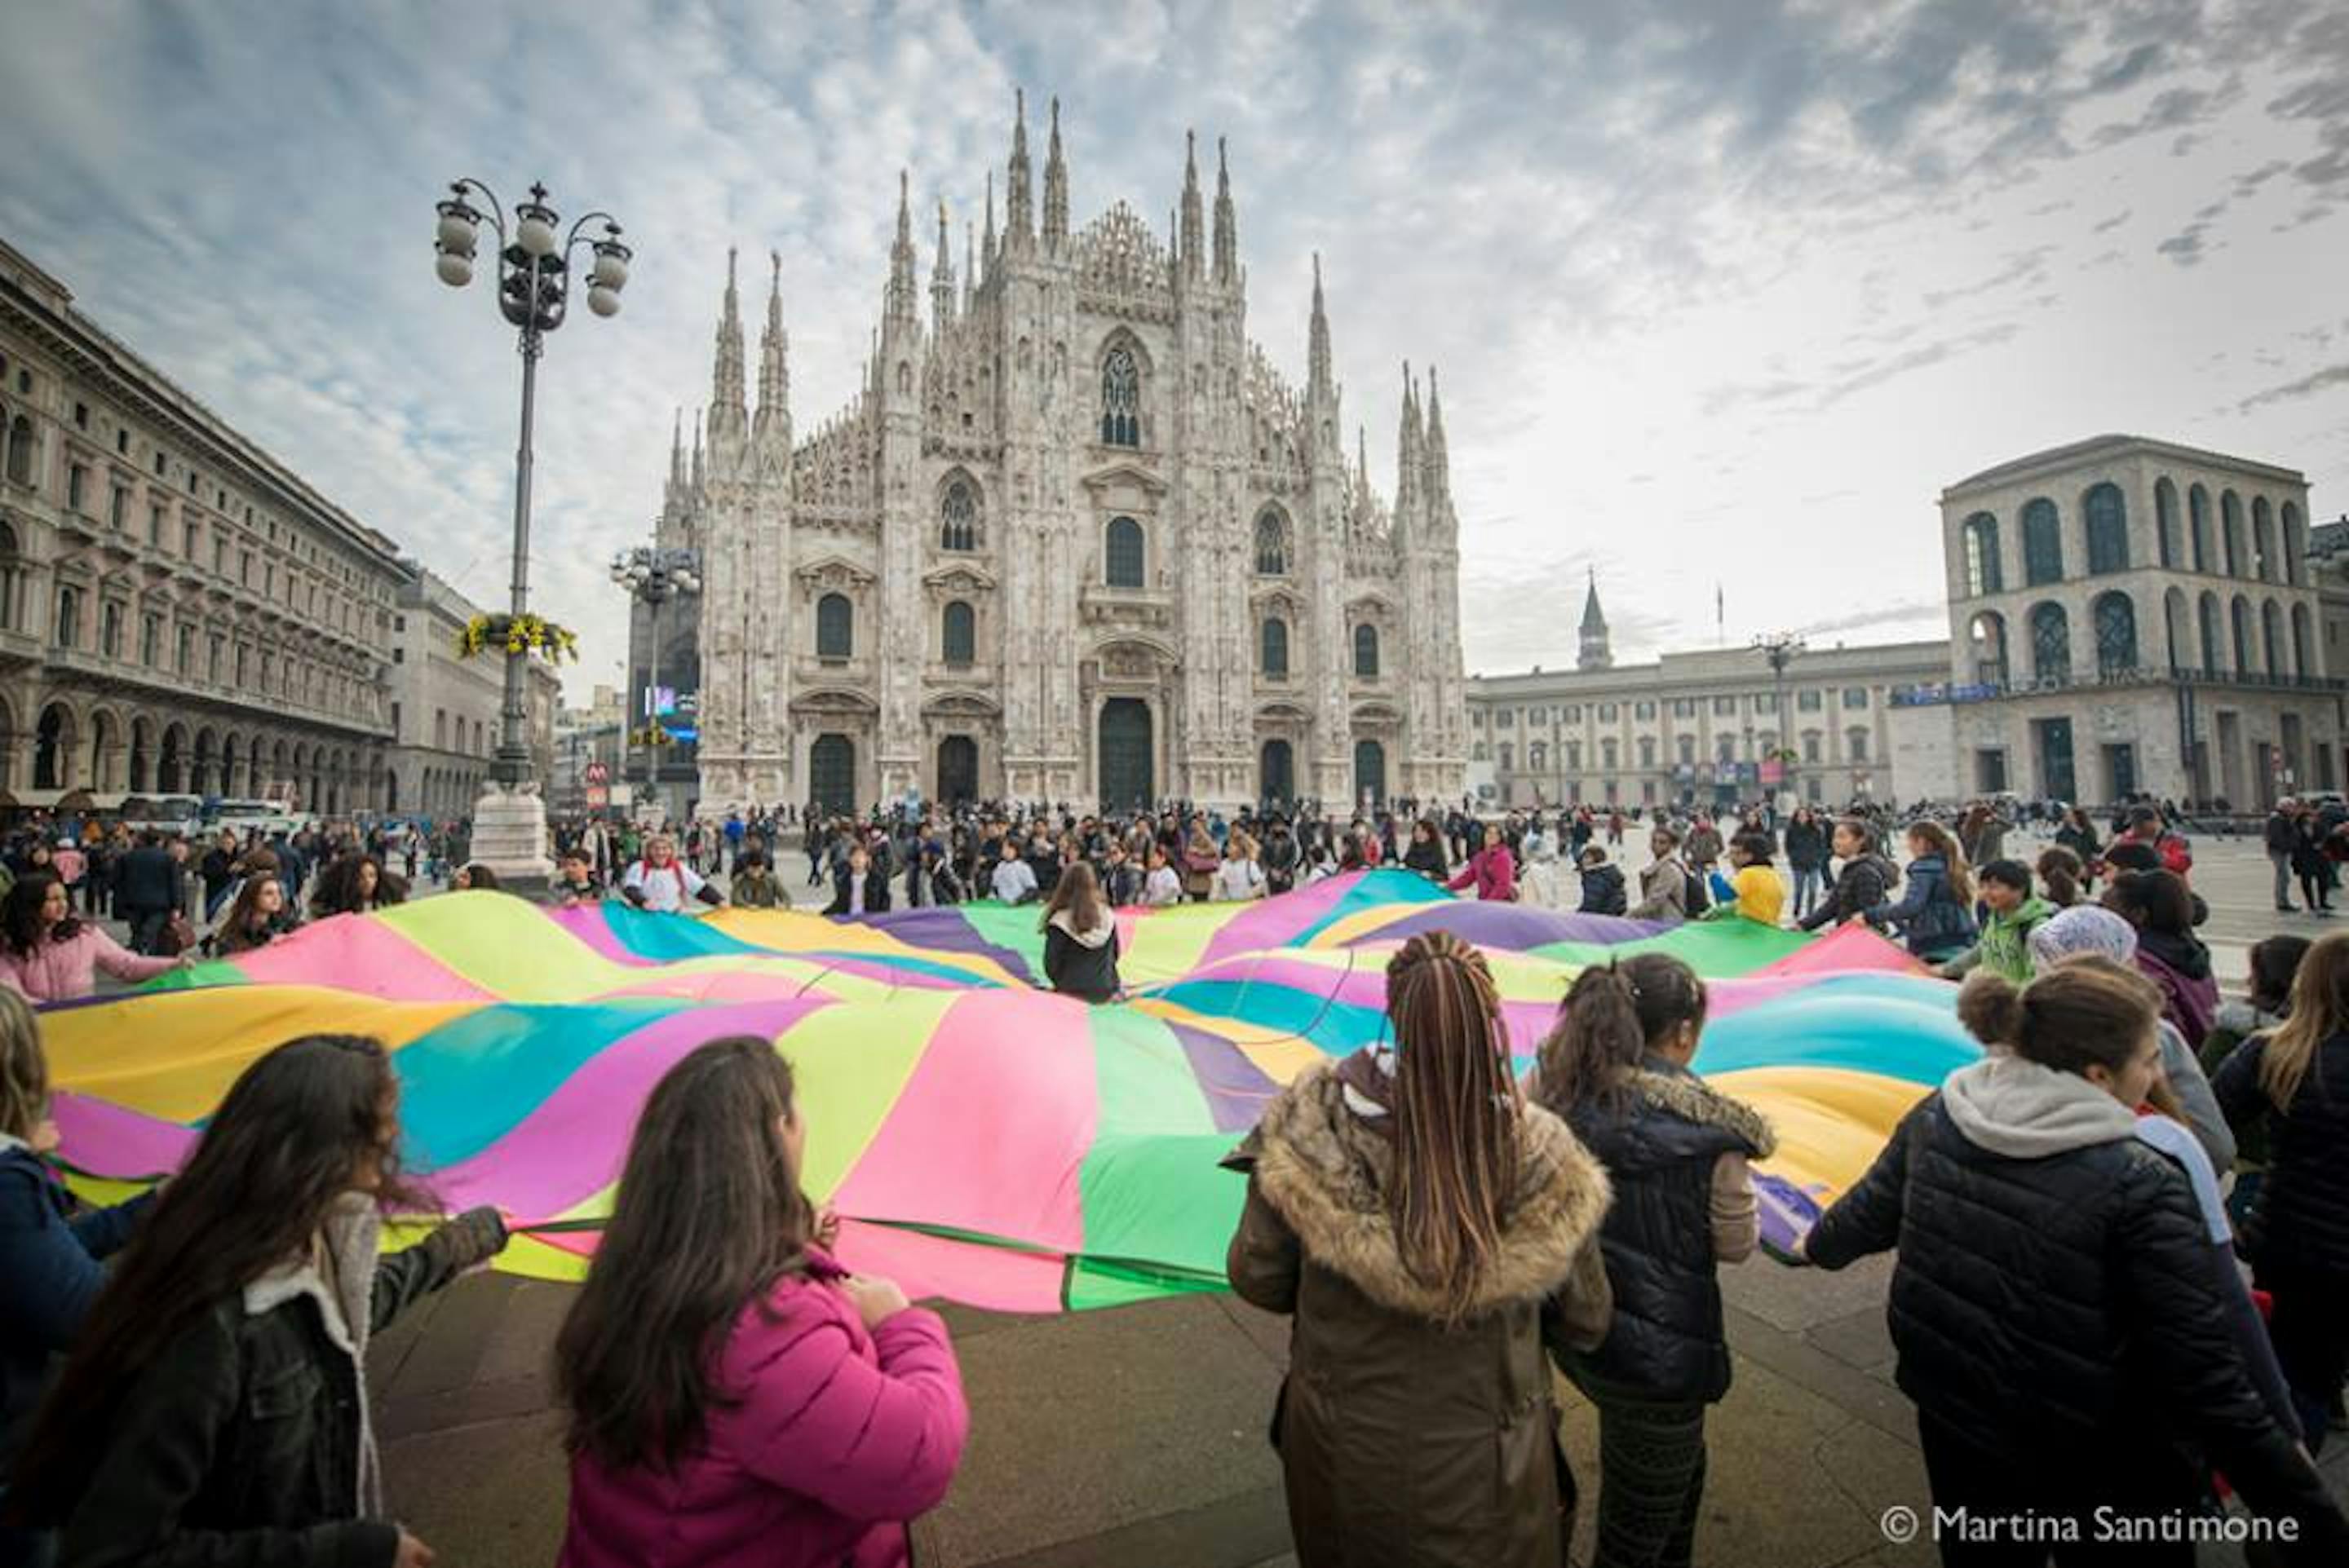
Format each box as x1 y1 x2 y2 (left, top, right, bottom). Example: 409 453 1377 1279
1931 434 2338 806
385 566 559 821
0 239 404 812
664 97 1466 817
1467 629 1952 811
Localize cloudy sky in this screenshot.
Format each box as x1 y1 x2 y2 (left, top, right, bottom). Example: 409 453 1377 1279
3 0 2343 696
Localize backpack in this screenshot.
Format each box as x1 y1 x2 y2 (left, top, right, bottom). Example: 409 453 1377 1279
1682 863 1710 916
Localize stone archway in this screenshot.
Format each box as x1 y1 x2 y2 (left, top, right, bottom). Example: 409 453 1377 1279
809 734 856 816
937 735 979 806
33 702 73 791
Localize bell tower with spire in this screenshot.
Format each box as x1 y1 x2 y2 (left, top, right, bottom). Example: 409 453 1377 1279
1579 570 1613 670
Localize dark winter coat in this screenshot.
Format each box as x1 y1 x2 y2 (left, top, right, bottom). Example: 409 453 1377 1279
114 846 179 916
1861 853 1975 958
1556 1066 1772 1405
46 1204 507 1568
1042 915 1121 1005
1797 852 1896 933
1575 864 1627 917
823 864 893 916
2135 929 2218 1049
1223 1062 1613 1568
2212 1031 2349 1283
1782 818 1829 872
0 1145 152 1479
1806 1088 2346 1548
1401 841 1449 881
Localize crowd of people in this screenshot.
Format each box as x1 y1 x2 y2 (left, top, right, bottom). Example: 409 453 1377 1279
0 785 2343 1566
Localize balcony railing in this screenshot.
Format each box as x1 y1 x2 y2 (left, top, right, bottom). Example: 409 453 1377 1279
1891 665 2347 707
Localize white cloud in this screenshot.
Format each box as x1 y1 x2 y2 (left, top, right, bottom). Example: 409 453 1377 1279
0 0 2343 699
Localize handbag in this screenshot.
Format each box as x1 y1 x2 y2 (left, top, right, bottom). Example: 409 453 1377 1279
157 912 198 958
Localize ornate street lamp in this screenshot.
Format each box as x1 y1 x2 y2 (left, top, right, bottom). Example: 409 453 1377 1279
1753 631 1807 802
613 544 701 820
434 179 630 881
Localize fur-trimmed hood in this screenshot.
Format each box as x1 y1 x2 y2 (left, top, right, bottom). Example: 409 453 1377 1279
1236 1061 1612 1320
1619 1064 1777 1159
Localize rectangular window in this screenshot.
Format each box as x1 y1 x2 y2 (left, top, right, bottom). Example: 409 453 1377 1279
73 402 88 430
235 644 247 685
1803 733 1821 763
149 505 166 546
1842 687 1868 710
1756 692 1777 713
1528 706 1546 726
154 450 167 476
264 563 275 597
240 550 252 585
1563 704 1582 723
1635 700 1656 720
109 486 126 529
1674 698 1697 719
53 585 78 647
392 647 404 664
178 625 194 674
1598 703 1618 722
208 634 223 681
140 612 161 666
1799 690 1823 712
1497 709 1514 727
1712 695 1736 716
68 465 86 511
391 701 401 736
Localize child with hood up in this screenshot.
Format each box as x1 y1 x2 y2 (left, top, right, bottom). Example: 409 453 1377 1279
1574 846 1627 917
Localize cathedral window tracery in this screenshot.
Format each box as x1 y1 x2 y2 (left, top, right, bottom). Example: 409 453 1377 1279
816 593 854 660
1100 346 1140 447
1254 509 1289 576
940 479 980 551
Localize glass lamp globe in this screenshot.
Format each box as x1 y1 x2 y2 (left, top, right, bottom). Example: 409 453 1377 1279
587 285 621 317
436 251 473 288
515 207 559 258
591 248 630 289
436 205 479 255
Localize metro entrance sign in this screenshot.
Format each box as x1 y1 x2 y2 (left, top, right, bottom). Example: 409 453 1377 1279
584 762 610 784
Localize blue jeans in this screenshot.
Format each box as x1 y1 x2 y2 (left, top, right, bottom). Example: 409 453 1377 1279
1789 865 1825 920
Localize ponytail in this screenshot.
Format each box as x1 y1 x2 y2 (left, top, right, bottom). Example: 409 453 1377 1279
1957 959 2161 1078
2035 846 2082 908
1532 967 1643 1115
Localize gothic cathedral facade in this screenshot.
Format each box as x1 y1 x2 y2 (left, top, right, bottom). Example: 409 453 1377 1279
664 95 1466 817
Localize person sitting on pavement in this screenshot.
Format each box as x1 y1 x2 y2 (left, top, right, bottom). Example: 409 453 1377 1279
1224 931 1612 1568
1041 861 1122 1005
554 1038 968 1568
14 1035 510 1567
551 848 608 908
1701 833 1785 926
0 872 186 1003
1628 826 1692 922
990 838 1039 905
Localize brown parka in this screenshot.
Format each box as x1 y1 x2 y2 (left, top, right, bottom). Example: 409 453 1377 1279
1225 1060 1614 1568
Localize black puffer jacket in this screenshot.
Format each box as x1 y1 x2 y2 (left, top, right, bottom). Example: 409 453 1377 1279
1797 851 1896 932
2212 1031 2349 1282
1807 1084 2346 1549
1555 1065 1772 1405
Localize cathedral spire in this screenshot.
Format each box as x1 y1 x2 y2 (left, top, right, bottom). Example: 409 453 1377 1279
754 251 790 458
1424 363 1449 499
1307 251 1332 402
885 170 919 329
708 249 748 462
1043 95 1069 250
1006 90 1033 250
690 405 706 492
668 406 684 493
962 219 975 313
1578 570 1613 670
1395 361 1422 522
930 198 957 335
982 169 997 280
1212 135 1237 285
1179 130 1205 282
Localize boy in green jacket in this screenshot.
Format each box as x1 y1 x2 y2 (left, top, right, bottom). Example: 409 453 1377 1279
1937 859 2050 983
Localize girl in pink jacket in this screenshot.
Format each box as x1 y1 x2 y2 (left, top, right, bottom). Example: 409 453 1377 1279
555 1036 969 1568
0 871 184 1002
1445 823 1520 903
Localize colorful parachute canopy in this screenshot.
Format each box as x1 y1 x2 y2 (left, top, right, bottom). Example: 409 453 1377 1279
45 869 1974 1311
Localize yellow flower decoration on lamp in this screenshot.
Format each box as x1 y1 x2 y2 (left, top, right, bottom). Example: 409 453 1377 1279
455 612 582 665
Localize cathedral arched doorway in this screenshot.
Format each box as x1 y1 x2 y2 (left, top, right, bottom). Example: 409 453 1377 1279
1259 739 1294 807
33 704 70 791
809 734 856 817
1353 739 1387 809
937 735 978 806
1098 699 1153 811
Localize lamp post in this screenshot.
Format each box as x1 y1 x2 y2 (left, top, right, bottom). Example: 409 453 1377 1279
1753 631 1806 805
433 179 630 883
612 545 701 822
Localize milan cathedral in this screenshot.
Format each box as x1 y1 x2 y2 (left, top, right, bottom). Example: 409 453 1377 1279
656 93 1466 816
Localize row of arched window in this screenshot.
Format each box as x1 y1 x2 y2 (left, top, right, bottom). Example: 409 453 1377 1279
936 481 1303 593
1478 727 1876 771
1962 481 2307 596
1259 618 1380 678
1969 589 2316 686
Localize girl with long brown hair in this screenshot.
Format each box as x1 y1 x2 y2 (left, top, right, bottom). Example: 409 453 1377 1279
12 1035 507 1566
1224 930 1612 1566
1530 954 1769 1568
1040 859 1122 1003
1859 820 1976 963
554 1037 967 1568
2211 929 2349 1452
